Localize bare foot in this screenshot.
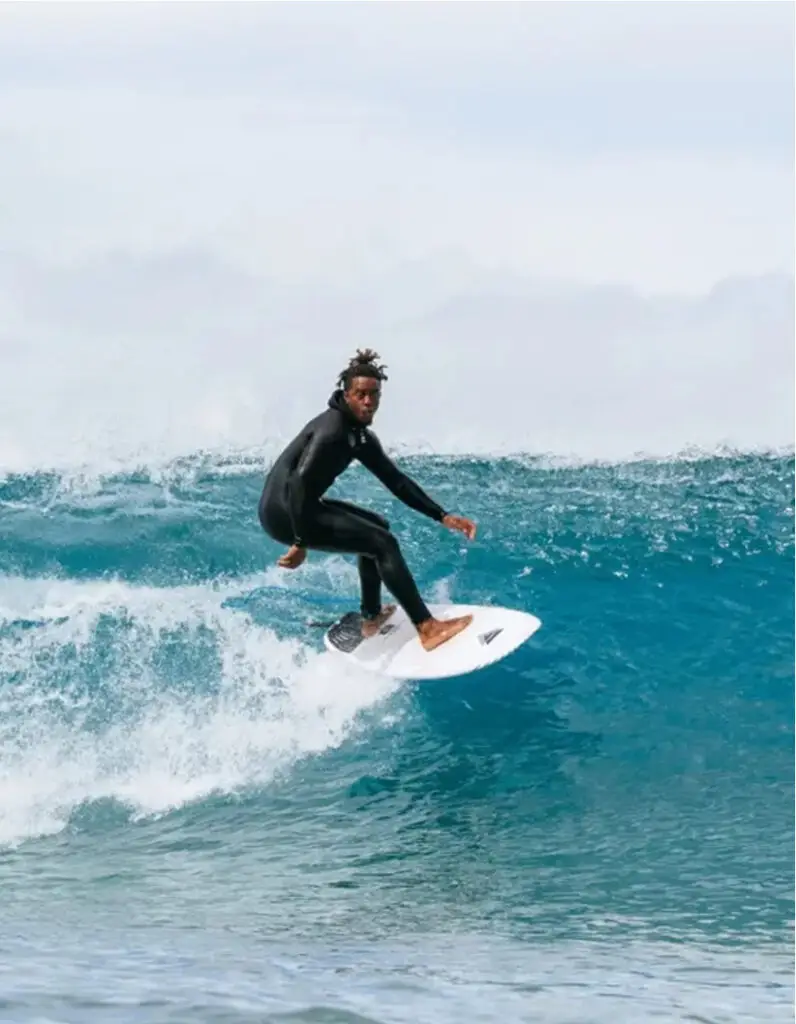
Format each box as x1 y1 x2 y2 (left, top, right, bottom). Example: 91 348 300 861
361 604 397 638
417 614 473 652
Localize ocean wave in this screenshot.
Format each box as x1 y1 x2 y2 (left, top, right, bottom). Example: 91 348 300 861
0 450 791 952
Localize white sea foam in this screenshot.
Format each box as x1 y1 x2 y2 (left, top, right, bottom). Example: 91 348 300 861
0 572 402 847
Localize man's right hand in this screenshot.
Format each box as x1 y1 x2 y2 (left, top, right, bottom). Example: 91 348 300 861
277 544 307 569
442 513 477 541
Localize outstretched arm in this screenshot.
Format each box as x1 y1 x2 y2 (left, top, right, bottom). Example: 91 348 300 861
357 433 447 521
359 436 477 539
355 433 475 541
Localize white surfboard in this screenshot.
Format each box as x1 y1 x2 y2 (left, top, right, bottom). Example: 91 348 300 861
323 603 542 680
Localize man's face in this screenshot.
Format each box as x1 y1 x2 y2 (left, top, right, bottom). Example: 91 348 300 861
345 376 381 425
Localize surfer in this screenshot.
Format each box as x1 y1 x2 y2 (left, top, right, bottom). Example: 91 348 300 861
258 349 477 652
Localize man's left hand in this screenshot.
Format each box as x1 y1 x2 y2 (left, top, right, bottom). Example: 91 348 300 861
277 544 307 569
442 513 477 541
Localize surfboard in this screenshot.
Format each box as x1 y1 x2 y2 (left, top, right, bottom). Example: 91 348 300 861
322 603 542 680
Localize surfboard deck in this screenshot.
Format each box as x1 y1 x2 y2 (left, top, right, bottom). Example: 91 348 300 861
322 602 541 680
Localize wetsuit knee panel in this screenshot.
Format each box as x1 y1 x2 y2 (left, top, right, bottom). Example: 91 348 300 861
369 527 400 560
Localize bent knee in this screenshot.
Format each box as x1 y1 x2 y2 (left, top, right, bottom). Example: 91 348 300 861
370 526 400 559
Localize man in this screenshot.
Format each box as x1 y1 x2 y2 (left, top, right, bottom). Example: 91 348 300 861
258 348 477 652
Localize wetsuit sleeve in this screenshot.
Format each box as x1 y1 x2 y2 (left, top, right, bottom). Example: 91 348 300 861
357 434 447 522
285 428 338 546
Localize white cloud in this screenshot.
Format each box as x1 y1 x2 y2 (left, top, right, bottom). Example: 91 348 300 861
0 86 791 293
0 3 790 86
0 4 791 291
0 4 792 467
0 250 792 471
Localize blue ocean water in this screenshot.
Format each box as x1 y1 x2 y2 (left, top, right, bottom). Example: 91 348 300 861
0 450 792 1023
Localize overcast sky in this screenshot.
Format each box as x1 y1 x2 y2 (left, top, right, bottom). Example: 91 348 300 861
0 2 792 293
0 3 793 469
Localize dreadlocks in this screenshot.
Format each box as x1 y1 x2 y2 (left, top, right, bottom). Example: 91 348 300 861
337 348 389 391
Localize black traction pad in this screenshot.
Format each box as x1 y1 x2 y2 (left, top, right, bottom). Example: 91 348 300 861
326 611 366 654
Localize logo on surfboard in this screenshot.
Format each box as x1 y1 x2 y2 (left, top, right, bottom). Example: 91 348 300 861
478 628 503 646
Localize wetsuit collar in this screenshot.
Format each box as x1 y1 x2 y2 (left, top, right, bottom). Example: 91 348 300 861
328 389 363 428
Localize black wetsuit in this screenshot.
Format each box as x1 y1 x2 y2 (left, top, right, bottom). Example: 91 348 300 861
258 390 447 625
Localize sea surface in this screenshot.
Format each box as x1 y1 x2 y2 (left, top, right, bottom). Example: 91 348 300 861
0 449 793 1023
